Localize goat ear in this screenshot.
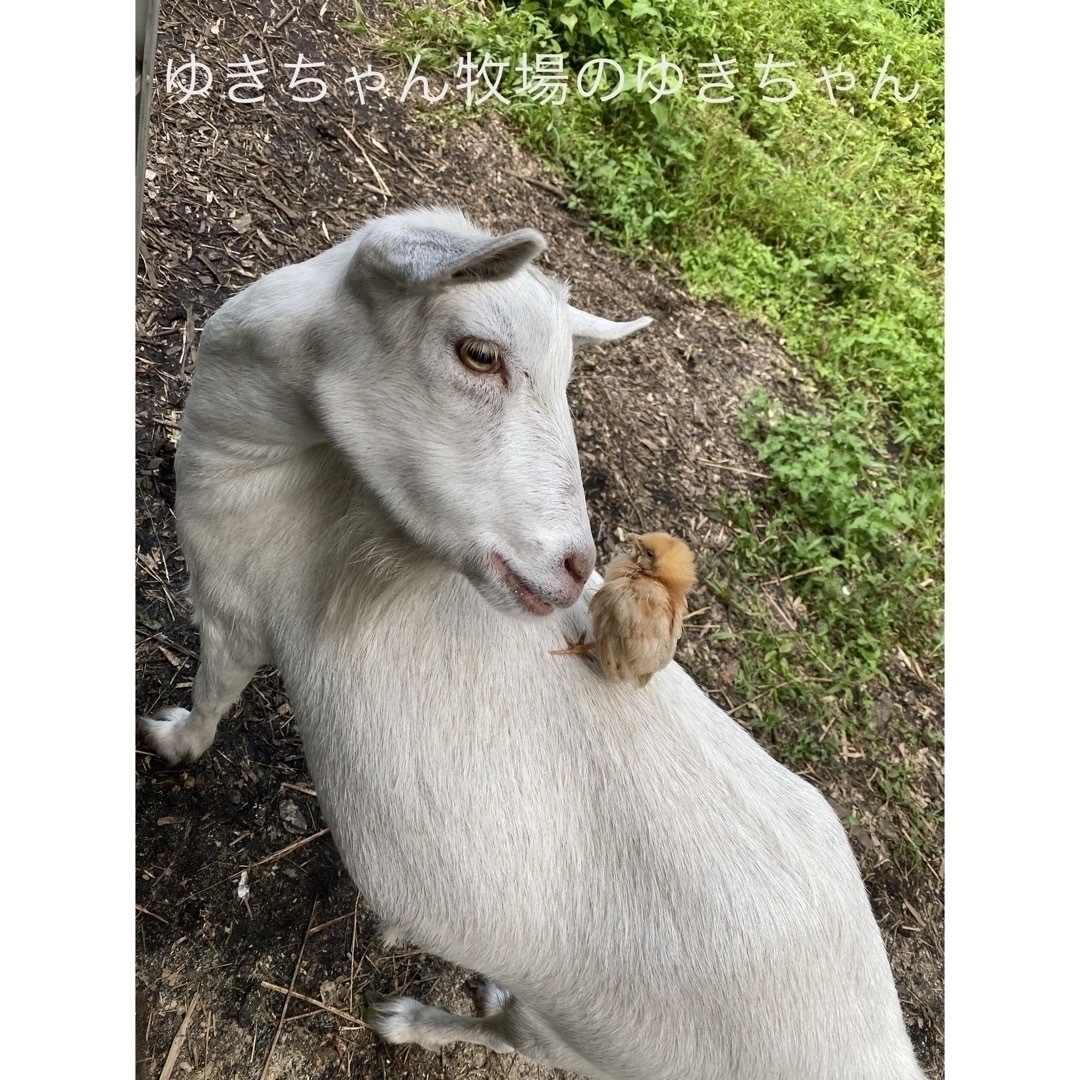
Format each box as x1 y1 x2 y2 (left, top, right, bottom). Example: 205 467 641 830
568 308 653 350
348 221 547 291
445 230 547 284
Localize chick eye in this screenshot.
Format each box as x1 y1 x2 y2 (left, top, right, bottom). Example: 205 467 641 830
456 338 503 375
644 548 655 559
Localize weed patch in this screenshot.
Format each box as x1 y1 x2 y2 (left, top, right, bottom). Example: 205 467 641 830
364 0 943 809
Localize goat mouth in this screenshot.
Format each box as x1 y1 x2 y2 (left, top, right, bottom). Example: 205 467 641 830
489 553 555 616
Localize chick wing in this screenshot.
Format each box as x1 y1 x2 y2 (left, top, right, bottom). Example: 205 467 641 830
590 572 679 687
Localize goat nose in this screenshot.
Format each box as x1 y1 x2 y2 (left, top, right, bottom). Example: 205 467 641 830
563 549 593 588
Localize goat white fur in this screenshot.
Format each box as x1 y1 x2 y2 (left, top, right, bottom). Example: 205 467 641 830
141 207 926 1080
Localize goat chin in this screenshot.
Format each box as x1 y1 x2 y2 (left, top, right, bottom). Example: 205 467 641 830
143 207 927 1080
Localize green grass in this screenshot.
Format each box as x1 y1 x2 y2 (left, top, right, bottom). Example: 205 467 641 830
356 0 943 851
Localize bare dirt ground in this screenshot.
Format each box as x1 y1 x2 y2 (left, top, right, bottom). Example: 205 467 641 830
136 2 944 1077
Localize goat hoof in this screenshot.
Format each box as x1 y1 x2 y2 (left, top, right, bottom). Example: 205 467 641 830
464 975 510 1016
364 995 438 1048
138 707 213 765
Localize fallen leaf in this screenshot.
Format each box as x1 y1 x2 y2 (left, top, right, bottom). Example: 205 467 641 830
279 799 307 835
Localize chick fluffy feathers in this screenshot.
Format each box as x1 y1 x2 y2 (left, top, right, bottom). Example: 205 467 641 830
555 532 696 687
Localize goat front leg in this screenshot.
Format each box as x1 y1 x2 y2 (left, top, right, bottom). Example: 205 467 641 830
139 616 268 765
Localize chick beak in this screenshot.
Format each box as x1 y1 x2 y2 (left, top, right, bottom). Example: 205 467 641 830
627 534 651 570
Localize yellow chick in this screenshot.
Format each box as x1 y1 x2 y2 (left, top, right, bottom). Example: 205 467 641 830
554 532 697 687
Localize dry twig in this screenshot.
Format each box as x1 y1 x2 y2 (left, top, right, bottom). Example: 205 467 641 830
246 827 331 868
259 899 318 1080
157 993 200 1080
259 981 368 1028
135 903 171 926
696 458 770 479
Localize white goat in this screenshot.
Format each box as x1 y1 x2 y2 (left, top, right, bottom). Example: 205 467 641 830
141 207 926 1080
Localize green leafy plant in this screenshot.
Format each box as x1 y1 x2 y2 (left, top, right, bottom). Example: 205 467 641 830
362 1 943 871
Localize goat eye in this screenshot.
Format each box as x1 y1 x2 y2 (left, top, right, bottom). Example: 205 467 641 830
456 338 503 375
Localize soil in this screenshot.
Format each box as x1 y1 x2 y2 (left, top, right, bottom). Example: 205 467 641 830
136 2 944 1077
